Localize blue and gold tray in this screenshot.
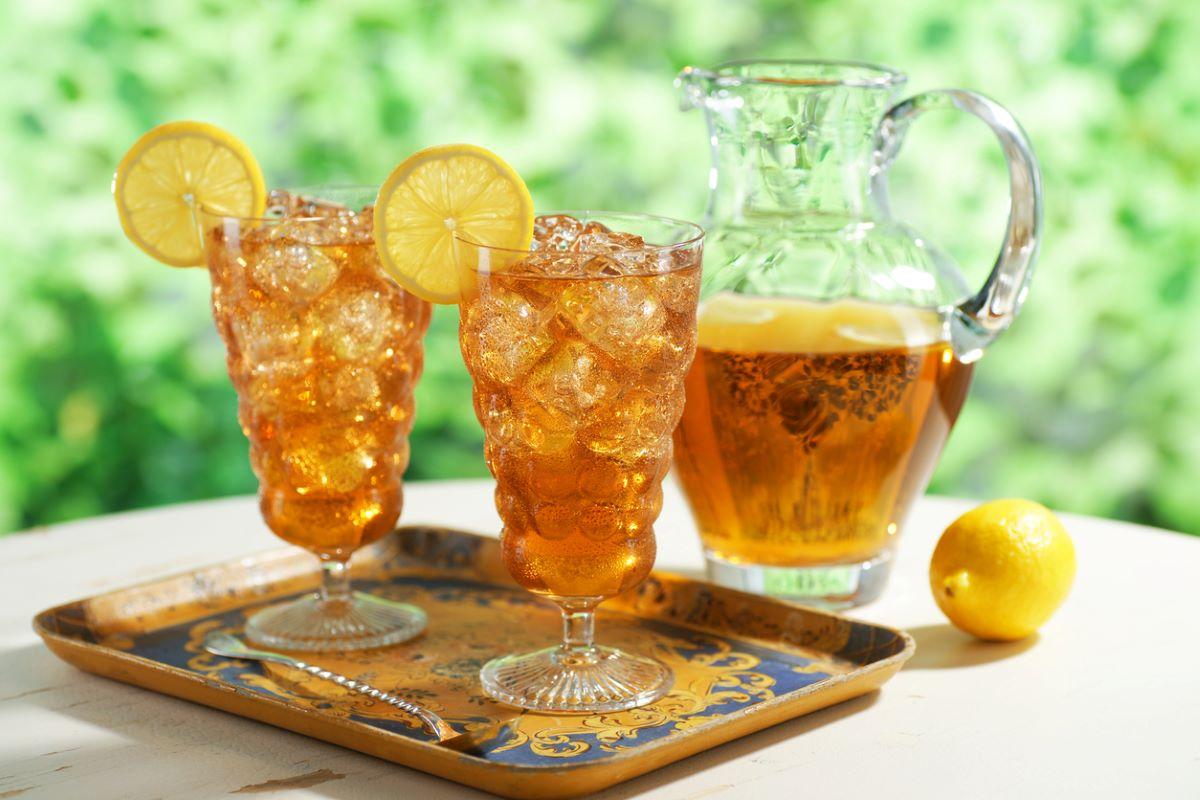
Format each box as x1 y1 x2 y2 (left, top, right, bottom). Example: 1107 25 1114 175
34 526 913 799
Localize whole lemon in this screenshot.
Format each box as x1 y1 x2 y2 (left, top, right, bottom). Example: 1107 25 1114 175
930 499 1076 641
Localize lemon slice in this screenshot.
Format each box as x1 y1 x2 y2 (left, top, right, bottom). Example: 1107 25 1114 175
374 144 534 303
113 121 267 267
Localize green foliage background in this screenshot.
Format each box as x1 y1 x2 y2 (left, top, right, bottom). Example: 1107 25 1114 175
1 0 1197 535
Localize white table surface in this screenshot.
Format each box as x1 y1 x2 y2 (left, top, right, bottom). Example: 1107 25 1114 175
1 478 1197 799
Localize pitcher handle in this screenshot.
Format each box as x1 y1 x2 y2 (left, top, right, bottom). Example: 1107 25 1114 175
870 90 1043 360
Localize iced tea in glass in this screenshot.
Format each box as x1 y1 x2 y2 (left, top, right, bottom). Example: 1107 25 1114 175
458 212 702 712
200 187 431 651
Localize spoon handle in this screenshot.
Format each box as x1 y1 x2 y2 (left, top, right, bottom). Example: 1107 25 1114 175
204 633 456 741
288 658 455 739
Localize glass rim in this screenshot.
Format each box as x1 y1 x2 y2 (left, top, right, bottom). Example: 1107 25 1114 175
453 209 706 256
196 183 378 224
698 58 907 90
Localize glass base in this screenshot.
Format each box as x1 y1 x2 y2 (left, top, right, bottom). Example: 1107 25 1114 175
245 591 427 652
705 549 894 609
480 645 672 713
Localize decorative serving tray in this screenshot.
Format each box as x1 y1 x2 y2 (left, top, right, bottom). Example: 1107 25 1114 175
34 526 913 799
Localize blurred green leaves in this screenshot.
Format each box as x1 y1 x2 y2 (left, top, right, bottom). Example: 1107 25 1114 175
0 0 1196 534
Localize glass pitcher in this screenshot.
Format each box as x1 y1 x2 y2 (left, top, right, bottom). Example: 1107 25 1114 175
672 59 1042 607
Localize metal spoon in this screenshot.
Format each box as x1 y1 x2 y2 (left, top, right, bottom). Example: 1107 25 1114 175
204 631 517 753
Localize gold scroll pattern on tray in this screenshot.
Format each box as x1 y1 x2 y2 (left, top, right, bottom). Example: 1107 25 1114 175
174 579 848 762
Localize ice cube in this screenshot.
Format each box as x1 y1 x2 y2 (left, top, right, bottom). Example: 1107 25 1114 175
262 189 307 219
580 391 677 459
267 190 350 220
242 364 318 419
558 279 665 358
229 302 309 365
313 284 393 361
533 214 585 251
273 219 349 247
464 287 554 383
294 195 352 218
350 205 375 240
525 340 620 413
649 268 701 314
508 396 578 457
282 424 377 494
514 251 588 278
249 240 340 303
473 390 510 432
635 325 697 382
317 363 381 412
262 192 371 246
581 254 625 277
205 225 252 288
569 221 645 255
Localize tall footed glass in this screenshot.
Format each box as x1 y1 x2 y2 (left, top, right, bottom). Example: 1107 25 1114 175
199 187 432 651
457 212 703 712
673 60 1043 607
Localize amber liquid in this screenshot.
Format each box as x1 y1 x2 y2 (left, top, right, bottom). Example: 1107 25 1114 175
206 202 431 560
460 257 701 599
674 296 973 566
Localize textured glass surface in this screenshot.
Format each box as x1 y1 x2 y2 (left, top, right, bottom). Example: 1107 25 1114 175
681 61 970 311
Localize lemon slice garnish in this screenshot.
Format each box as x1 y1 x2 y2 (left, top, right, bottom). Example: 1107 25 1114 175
374 144 534 304
113 121 267 267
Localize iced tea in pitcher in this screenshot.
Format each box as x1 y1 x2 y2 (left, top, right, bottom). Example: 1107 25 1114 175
674 60 1042 605
675 295 973 587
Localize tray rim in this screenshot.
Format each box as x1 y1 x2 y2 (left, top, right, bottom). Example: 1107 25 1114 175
33 526 915 799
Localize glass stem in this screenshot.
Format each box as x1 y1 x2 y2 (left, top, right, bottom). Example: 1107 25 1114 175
320 560 352 603
558 598 598 657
